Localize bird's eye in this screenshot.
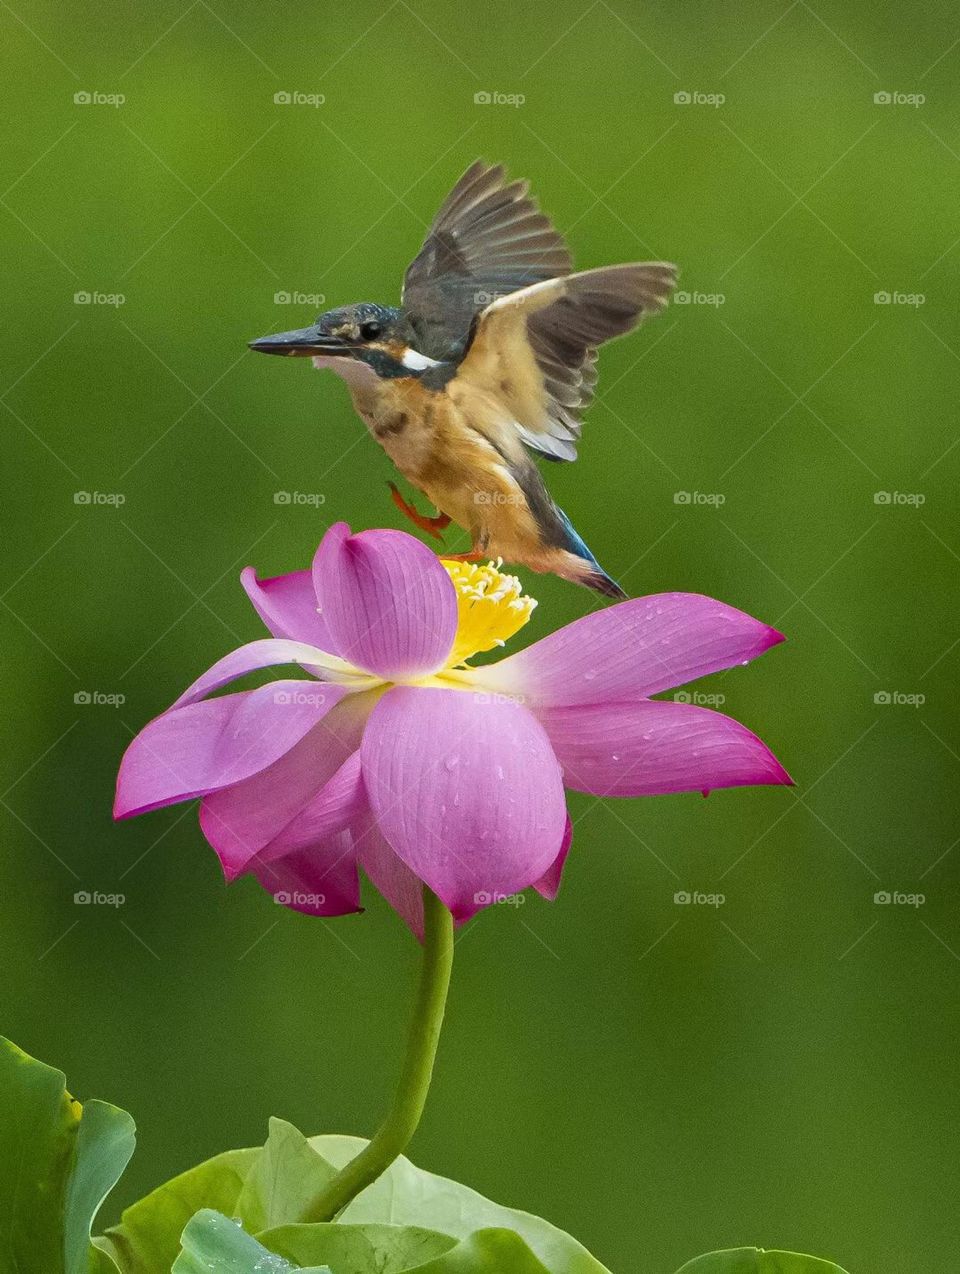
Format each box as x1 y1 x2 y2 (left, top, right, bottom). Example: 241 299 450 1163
359 320 381 341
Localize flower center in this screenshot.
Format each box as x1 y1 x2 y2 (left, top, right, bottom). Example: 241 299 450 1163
441 558 537 667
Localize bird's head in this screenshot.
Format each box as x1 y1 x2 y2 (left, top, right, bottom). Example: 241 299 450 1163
249 303 439 379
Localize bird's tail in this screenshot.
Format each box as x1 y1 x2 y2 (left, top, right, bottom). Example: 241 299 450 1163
554 506 627 600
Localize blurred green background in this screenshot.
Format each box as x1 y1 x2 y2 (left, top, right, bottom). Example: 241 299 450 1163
2 2 959 1270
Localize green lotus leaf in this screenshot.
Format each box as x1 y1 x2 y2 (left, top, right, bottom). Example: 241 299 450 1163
260 1220 456 1271
96 1145 259 1272
306 1135 611 1273
401 1227 553 1272
172 1209 331 1273
0 1036 134 1274
236 1117 337 1232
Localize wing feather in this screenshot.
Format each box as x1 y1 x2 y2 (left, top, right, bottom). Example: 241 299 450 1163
457 264 677 462
402 161 572 358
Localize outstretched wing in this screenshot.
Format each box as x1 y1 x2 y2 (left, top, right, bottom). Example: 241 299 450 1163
455 263 677 462
402 160 572 360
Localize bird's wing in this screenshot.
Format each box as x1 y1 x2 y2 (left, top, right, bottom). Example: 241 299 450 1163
454 263 677 462
402 160 572 359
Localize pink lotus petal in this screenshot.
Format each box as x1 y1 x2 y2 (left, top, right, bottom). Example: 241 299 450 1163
533 814 573 901
356 813 426 940
468 594 784 706
250 828 361 917
114 681 348 819
258 750 366 863
171 640 353 710
312 523 457 680
361 687 566 921
198 696 369 880
540 699 792 797
241 566 337 651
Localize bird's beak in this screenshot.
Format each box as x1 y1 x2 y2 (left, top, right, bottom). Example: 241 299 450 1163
247 324 350 357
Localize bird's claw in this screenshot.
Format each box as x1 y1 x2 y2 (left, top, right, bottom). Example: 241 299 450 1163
440 548 486 562
388 481 451 542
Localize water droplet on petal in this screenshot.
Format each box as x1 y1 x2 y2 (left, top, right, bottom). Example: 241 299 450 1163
444 754 460 771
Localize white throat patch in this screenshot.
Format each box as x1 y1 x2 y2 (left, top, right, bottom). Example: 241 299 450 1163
400 347 441 372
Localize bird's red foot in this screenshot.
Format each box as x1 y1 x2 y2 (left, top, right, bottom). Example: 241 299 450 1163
388 482 451 542
440 549 486 563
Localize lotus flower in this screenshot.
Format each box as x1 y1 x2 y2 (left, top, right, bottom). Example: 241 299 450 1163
115 523 790 935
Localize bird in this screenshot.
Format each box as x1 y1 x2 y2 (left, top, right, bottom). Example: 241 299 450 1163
249 160 677 598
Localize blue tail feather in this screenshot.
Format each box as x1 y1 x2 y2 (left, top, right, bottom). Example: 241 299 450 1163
555 506 627 599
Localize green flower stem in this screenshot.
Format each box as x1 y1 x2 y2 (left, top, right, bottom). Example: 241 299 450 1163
302 886 455 1222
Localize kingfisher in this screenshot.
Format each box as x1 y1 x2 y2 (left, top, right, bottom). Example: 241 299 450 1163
250 161 677 597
